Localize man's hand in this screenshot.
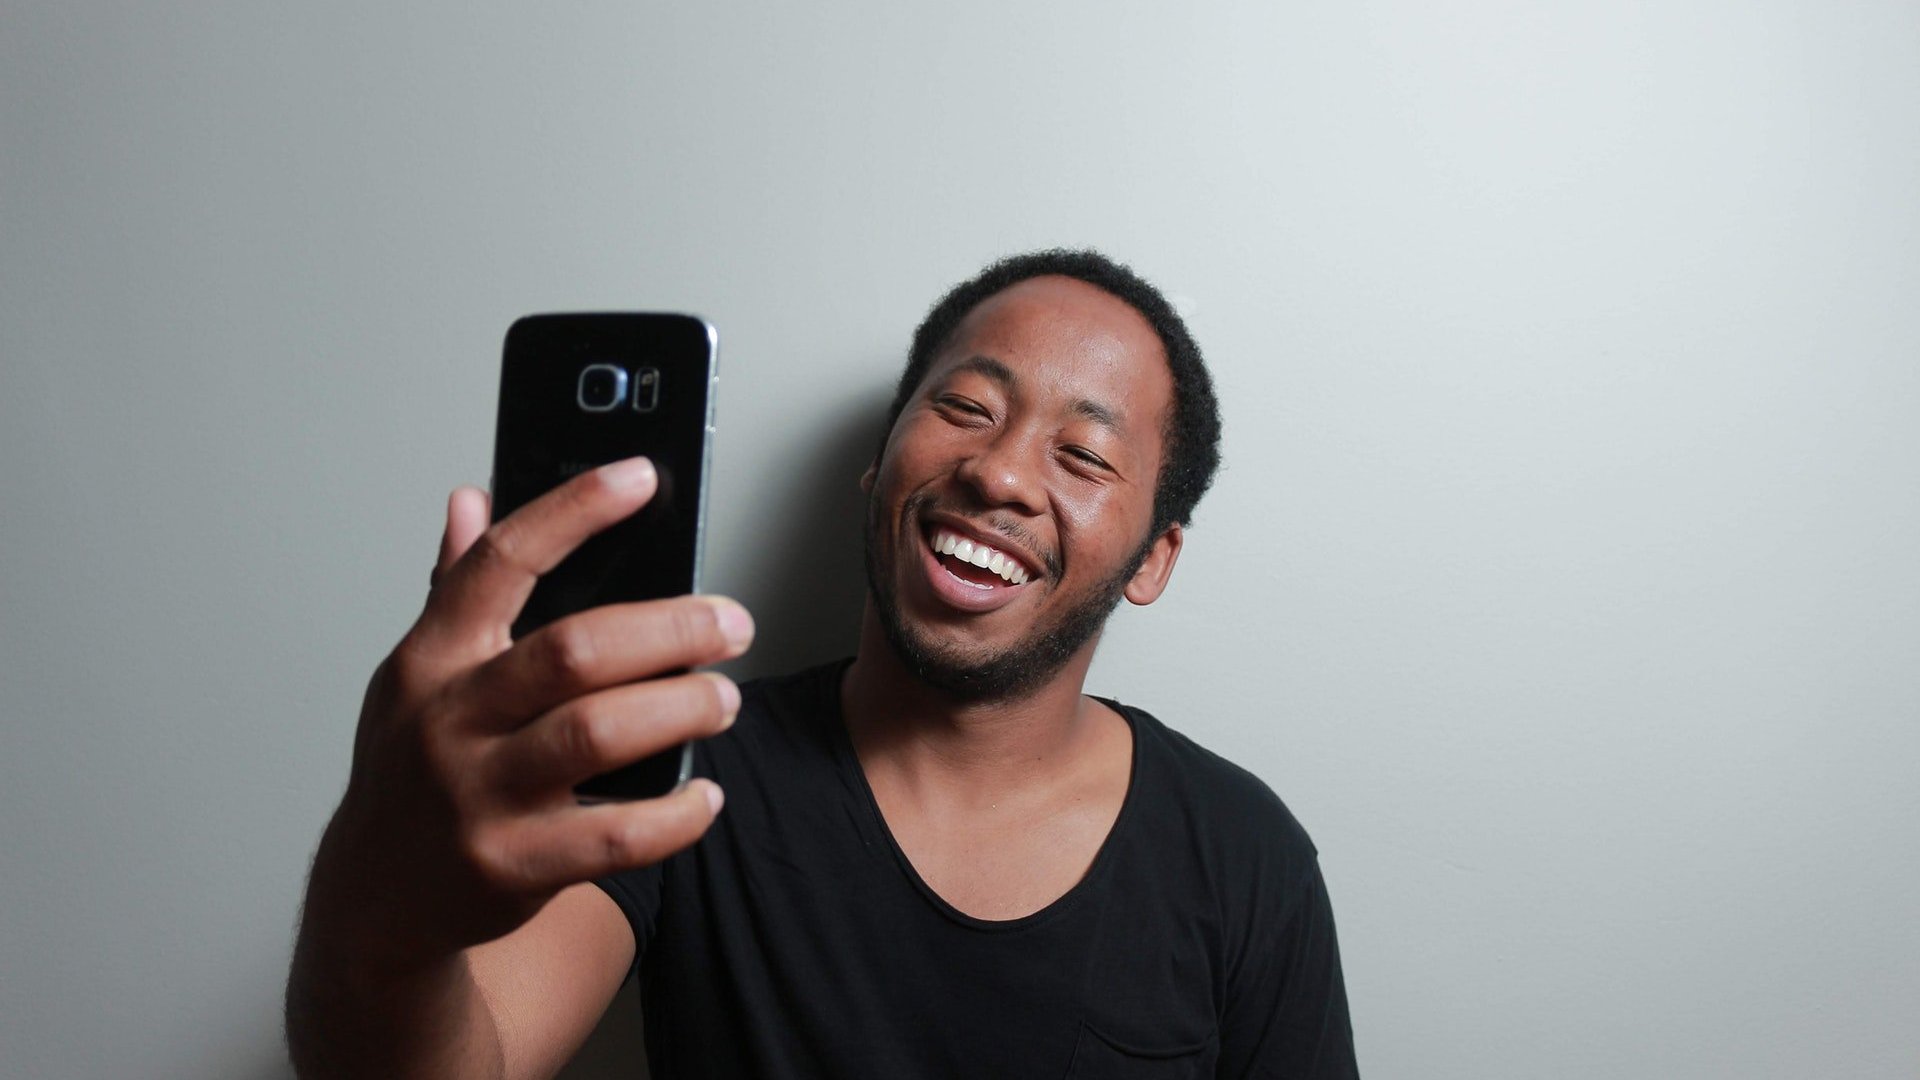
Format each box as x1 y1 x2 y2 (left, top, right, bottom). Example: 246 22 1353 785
289 457 750 1076
334 454 748 958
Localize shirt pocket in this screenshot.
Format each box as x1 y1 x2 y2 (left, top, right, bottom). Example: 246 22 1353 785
1061 1020 1215 1080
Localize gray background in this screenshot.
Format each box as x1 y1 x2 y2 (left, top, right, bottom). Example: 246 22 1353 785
3 2 1916 1078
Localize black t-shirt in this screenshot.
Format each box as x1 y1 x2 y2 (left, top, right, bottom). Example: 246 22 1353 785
596 660 1357 1078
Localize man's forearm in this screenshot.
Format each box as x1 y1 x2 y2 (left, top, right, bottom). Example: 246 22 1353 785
285 830 506 1079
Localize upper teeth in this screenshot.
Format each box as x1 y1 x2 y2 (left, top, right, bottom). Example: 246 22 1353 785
931 529 1031 585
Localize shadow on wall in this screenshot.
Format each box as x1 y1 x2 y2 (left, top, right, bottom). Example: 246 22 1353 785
171 960 307 1079
718 379 893 684
559 377 894 1080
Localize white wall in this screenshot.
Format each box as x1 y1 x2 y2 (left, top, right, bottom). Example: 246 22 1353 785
3 3 1916 1077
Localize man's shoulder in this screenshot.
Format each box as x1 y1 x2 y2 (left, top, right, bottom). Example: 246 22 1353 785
1114 699 1321 865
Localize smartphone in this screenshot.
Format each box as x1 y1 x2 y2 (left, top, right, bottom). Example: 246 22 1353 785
490 312 717 802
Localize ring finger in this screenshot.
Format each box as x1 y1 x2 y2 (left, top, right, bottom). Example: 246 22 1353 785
488 672 740 797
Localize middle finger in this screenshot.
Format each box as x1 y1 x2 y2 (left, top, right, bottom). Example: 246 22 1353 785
454 594 753 730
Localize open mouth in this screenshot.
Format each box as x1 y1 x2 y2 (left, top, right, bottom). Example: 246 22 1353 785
925 526 1036 589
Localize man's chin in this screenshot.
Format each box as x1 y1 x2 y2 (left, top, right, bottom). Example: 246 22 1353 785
885 632 1054 704
865 581 1049 697
875 585 1119 704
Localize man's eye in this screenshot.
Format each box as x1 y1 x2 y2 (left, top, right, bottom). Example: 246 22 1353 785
1064 446 1111 470
937 396 988 417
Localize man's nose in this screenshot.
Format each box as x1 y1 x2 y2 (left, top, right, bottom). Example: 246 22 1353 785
954 431 1046 514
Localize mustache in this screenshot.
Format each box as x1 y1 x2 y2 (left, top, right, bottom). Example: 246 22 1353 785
903 491 1064 580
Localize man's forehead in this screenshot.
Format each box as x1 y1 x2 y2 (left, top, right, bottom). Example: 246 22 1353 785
936 275 1170 405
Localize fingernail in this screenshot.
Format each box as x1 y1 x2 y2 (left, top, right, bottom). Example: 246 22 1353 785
712 675 741 724
598 456 655 491
710 599 755 650
702 782 725 815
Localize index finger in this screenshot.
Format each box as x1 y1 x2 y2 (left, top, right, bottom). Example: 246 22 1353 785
417 457 659 650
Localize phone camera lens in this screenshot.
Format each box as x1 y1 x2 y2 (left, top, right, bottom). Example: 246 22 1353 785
577 364 628 412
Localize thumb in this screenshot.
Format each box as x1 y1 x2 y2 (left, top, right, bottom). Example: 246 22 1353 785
432 486 492 588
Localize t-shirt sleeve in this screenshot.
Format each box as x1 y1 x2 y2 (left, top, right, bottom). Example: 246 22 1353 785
593 863 665 978
1217 857 1359 1079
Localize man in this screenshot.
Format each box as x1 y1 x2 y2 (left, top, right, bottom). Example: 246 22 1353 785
287 250 1358 1078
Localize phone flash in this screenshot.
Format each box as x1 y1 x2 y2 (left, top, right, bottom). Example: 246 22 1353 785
633 367 662 413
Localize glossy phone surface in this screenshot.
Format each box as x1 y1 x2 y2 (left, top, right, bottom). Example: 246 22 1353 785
491 312 716 801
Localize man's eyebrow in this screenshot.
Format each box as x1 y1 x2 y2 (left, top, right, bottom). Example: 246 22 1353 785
945 354 1125 434
1069 396 1123 435
949 354 1016 386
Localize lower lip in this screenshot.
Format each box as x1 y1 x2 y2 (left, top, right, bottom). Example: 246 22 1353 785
915 535 1029 614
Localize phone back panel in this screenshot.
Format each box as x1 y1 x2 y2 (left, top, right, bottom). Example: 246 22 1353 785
491 313 716 802
491 313 716 640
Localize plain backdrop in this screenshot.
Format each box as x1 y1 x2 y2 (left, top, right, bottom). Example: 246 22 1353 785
3 3 1917 1078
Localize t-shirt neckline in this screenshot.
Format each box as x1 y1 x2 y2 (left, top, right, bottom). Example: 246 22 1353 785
819 657 1144 933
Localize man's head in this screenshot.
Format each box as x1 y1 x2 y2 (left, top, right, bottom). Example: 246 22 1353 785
880 250 1222 536
861 250 1223 702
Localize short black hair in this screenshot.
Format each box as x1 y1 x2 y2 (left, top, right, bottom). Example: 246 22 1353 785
880 248 1223 533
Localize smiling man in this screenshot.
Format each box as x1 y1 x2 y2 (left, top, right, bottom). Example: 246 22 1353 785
287 250 1358 1079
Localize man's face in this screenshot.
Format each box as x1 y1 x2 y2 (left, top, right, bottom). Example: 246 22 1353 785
863 275 1180 702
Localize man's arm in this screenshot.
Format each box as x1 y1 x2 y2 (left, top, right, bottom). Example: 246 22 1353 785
466 886 637 1080
288 879 635 1080
286 466 748 1078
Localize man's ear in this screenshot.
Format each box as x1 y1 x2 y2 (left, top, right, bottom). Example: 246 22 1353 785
1123 523 1184 606
859 461 877 494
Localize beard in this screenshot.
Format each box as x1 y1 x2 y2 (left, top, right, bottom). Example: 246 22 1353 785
863 489 1153 704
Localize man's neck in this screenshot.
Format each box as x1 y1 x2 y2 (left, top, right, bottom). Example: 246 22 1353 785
840 603 1110 809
